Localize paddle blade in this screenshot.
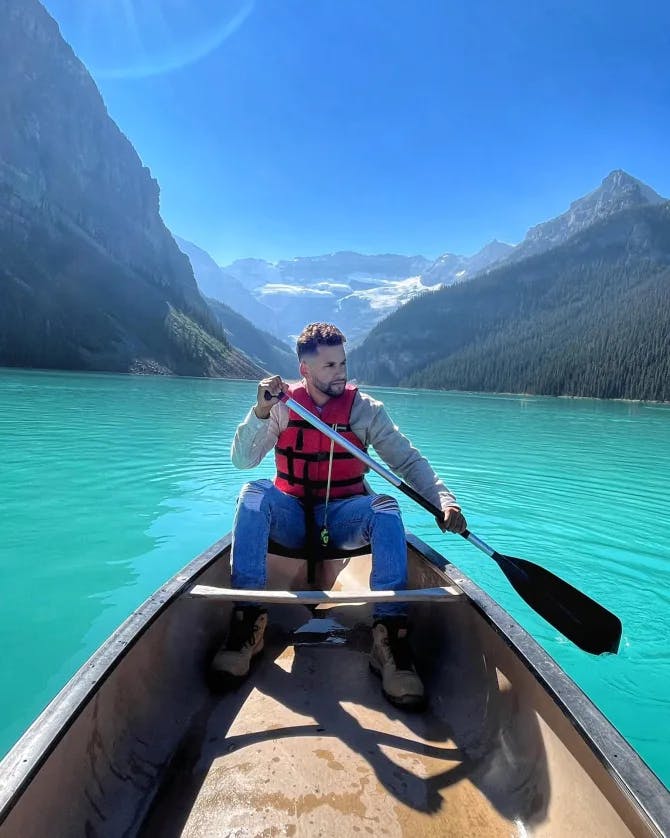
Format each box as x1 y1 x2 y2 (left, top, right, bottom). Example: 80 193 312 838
492 552 622 655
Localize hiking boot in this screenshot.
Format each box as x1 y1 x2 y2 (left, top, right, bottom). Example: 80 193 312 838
209 606 268 689
369 617 425 710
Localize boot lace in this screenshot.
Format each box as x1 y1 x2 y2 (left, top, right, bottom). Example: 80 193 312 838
227 608 263 651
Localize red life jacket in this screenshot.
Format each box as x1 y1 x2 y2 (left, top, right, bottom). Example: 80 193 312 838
274 383 368 499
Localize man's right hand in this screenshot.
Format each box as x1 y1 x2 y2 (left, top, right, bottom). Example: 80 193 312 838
254 376 289 419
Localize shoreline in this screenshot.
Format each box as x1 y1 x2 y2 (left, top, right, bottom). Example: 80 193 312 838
2 366 668 406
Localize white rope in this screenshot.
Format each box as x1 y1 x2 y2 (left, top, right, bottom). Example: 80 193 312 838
320 434 336 546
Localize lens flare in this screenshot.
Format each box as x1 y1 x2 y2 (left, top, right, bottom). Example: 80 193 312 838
48 0 255 80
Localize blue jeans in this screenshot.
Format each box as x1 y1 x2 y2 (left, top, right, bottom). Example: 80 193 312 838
231 479 408 617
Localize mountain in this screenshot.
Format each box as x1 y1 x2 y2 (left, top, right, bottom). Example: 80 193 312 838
462 239 516 277
510 170 666 262
225 258 283 290
273 252 432 285
225 251 433 291
175 237 273 326
216 246 513 349
187 245 515 350
420 240 515 287
0 0 262 378
419 171 665 290
218 251 434 346
175 237 294 374
219 249 521 347
350 201 670 402
174 171 662 354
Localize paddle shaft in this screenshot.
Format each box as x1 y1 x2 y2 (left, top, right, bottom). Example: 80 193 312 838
264 389 622 655
277 392 492 555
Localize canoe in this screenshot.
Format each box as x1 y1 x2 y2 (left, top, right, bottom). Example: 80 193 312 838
1 533 668 837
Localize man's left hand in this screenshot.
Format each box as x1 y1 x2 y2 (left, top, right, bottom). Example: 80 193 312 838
436 506 467 534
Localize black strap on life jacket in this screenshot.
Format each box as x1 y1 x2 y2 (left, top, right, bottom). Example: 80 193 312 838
287 419 352 433
276 449 354 463
276 472 364 489
277 421 361 485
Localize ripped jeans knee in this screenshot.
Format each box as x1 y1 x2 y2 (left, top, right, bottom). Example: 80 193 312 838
238 479 274 513
370 494 401 516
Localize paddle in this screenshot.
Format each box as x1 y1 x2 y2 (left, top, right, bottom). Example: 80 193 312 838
266 390 622 655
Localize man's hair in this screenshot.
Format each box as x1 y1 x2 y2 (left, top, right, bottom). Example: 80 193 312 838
296 323 346 360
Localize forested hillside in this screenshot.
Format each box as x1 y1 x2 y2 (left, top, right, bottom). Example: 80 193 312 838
206 298 296 378
350 203 670 401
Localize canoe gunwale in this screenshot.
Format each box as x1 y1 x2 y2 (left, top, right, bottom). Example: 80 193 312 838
406 532 670 837
0 534 232 825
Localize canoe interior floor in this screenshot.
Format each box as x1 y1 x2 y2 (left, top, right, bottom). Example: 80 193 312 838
139 605 518 838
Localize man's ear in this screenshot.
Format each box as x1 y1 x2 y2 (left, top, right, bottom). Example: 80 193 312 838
299 360 309 379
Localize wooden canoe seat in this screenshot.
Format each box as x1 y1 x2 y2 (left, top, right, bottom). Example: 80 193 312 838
224 541 457 601
188 586 464 604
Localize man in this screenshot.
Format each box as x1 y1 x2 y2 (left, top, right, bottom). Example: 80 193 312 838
211 322 466 709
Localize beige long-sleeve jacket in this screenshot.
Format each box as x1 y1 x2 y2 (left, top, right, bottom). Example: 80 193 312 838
231 389 459 513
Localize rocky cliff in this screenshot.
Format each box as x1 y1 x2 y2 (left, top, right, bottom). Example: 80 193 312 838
510 170 666 263
0 0 262 377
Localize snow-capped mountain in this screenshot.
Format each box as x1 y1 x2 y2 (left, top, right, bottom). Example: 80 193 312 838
336 276 443 344
226 252 431 289
217 252 437 345
216 247 511 345
179 244 513 347
177 170 666 350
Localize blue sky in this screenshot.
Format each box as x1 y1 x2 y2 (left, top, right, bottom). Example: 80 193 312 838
43 0 670 266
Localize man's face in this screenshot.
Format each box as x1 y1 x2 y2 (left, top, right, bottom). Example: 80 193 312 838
301 343 347 398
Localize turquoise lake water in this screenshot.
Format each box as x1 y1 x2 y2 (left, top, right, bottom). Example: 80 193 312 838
1 368 669 788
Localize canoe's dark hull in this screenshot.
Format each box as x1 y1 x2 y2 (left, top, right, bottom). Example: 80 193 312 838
0 535 668 837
